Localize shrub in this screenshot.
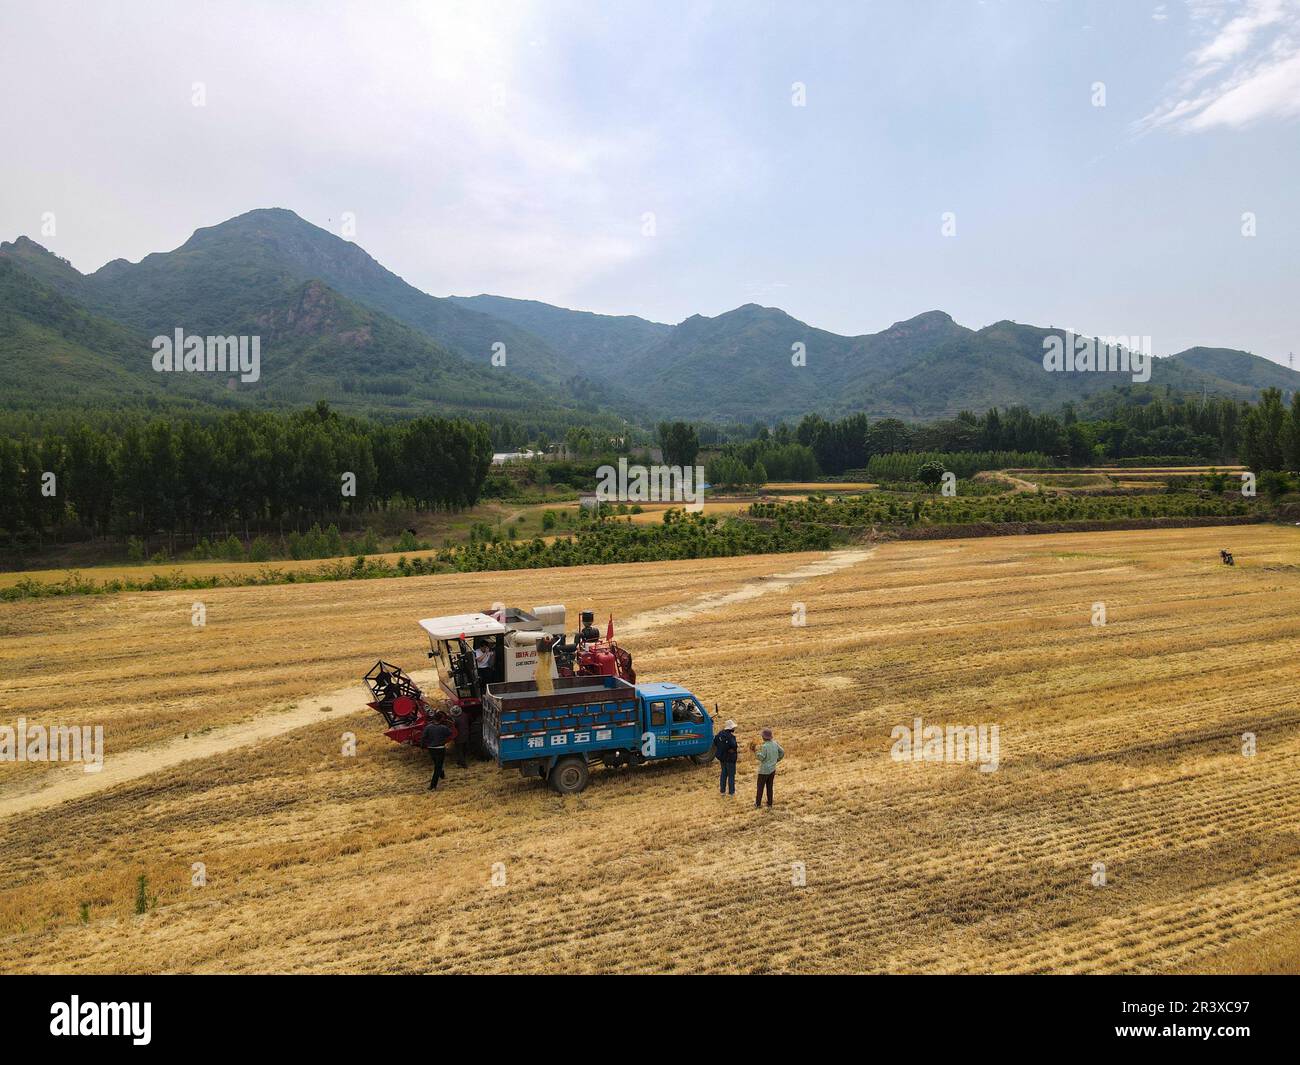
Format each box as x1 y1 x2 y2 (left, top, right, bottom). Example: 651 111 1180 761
393 529 421 552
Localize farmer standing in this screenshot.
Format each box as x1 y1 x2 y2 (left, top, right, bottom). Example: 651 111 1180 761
713 719 739 795
752 728 784 808
422 712 455 790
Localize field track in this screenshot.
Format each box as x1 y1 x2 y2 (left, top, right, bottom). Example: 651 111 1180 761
1 525 1298 974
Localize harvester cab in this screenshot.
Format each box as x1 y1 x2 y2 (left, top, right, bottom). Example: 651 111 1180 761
419 605 567 697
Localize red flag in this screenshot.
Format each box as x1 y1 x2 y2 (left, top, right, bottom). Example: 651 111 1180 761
606 614 614 641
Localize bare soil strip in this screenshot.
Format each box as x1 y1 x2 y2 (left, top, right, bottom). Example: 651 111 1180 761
0 673 431 818
616 548 874 638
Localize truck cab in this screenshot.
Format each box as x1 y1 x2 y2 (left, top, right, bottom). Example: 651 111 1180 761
636 682 712 760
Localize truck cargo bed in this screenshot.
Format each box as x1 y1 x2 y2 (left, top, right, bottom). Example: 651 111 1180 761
483 675 639 763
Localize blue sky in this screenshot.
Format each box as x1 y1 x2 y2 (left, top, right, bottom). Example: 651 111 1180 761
1 0 1296 362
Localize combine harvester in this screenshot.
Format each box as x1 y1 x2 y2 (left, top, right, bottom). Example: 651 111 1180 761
364 605 716 792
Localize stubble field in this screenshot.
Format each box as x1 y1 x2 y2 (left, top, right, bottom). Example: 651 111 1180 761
1 524 1298 974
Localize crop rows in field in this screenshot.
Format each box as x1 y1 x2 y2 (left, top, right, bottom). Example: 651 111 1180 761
2 526 1298 975
0 512 843 602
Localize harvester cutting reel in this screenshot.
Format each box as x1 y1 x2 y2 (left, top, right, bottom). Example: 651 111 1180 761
363 660 428 728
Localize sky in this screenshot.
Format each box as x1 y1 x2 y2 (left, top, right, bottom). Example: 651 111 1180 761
1 0 1297 363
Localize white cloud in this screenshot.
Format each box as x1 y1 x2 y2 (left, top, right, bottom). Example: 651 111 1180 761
0 0 764 304
1135 0 1300 131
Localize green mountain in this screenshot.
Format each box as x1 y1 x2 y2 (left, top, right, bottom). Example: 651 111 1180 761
839 320 1260 421
0 242 610 423
1168 346 1300 394
448 293 671 369
239 278 595 416
0 236 102 305
3 207 1296 424
616 303 879 420
84 208 647 416
0 257 211 413
615 308 1298 420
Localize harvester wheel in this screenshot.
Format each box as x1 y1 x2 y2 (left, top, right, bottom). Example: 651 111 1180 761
469 714 487 759
549 756 589 795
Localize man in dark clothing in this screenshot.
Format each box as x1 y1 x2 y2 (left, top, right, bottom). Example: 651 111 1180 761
713 719 739 795
421 714 455 790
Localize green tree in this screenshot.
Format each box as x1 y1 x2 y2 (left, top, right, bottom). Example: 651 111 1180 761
1241 388 1286 471
917 461 945 489
1286 391 1300 471
867 418 912 456
657 421 700 468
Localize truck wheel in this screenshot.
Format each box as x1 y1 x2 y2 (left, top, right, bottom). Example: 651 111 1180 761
690 751 715 766
549 756 589 794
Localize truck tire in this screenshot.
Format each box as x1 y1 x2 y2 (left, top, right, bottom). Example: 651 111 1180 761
549 756 589 795
690 751 715 766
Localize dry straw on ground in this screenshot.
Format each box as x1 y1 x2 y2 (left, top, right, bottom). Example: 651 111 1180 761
1 525 1297 973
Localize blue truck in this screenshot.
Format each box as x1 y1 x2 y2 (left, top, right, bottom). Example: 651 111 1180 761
483 675 716 793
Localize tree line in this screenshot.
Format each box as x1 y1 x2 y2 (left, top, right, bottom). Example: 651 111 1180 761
712 391 1299 477
2 511 841 602
0 402 492 550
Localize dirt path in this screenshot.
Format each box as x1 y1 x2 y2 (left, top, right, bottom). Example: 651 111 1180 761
976 470 1039 493
0 548 873 817
617 548 874 638
0 672 433 818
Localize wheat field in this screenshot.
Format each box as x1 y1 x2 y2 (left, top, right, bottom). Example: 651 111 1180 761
1 525 1298 974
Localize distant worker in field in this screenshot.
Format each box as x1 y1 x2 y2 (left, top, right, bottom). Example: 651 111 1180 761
713 719 739 795
421 711 455 790
752 728 784 808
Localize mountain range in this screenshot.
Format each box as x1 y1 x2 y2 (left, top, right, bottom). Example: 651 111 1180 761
2 207 1296 425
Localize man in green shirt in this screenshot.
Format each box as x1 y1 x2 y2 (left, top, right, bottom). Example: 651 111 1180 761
753 728 784 808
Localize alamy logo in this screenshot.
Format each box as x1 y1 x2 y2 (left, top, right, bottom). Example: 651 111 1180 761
1042 330 1151 383
0 718 103 772
152 328 261 383
890 716 1000 773
595 458 705 511
50 997 151 1045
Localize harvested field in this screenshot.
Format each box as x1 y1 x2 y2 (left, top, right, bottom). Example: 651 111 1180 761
1 525 1298 974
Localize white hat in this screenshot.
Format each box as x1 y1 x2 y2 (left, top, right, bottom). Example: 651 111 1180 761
724 719 737 731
